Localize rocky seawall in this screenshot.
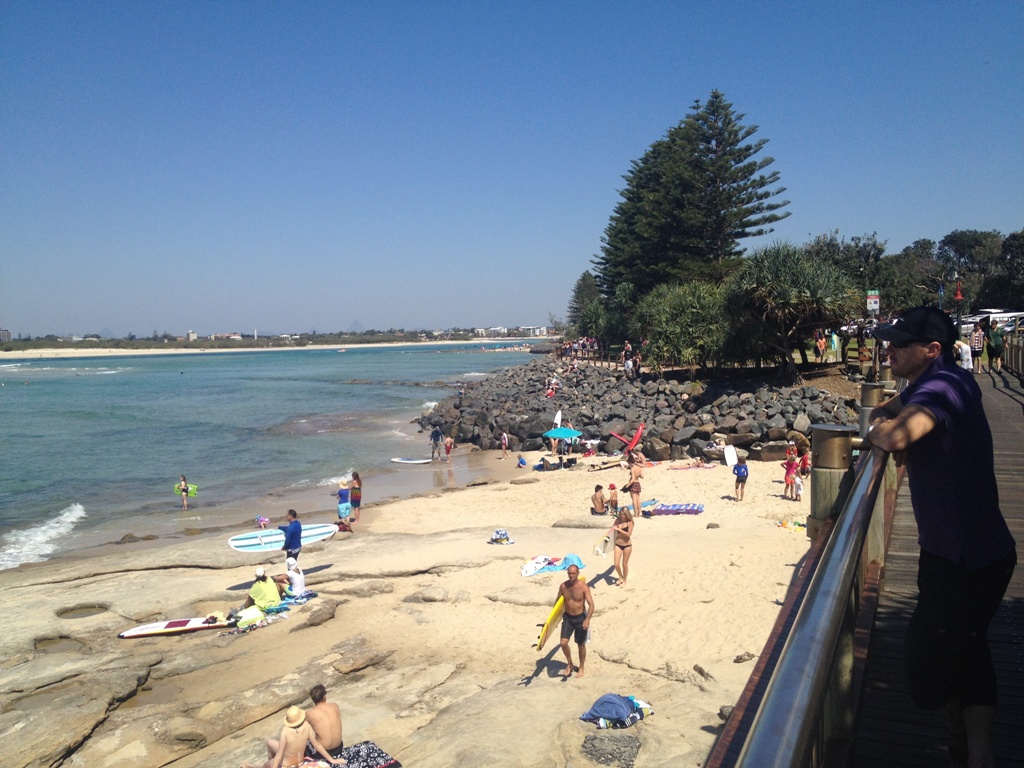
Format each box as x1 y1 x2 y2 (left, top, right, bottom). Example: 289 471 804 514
421 358 861 461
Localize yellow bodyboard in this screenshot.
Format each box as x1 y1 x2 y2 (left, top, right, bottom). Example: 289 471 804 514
534 573 582 651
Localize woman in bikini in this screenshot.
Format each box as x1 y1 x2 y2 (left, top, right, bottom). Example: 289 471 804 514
626 451 644 517
612 507 634 587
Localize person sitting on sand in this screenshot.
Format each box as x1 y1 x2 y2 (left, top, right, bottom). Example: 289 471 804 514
612 508 634 586
241 704 342 768
558 563 595 678
272 557 305 598
591 485 607 515
607 483 619 514
244 567 281 610
304 684 345 762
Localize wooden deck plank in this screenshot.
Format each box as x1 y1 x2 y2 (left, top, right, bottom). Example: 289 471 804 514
853 371 1024 767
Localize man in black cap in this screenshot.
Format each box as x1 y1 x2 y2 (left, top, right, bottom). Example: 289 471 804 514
867 306 1016 768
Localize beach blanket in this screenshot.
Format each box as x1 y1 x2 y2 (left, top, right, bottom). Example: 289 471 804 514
580 693 654 729
669 464 717 470
297 741 400 768
642 503 704 517
521 553 584 576
340 740 402 768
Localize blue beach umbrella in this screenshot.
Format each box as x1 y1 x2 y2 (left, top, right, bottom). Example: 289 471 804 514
543 427 582 439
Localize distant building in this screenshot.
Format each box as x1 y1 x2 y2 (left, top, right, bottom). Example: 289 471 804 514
0 329 11 343
187 330 198 342
519 326 547 337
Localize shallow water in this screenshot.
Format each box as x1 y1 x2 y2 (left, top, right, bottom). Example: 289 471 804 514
0 343 535 569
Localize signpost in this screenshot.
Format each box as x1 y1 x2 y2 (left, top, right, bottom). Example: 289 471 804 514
866 290 880 315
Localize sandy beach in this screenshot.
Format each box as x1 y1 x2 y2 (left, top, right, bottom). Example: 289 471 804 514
2 448 813 768
0 338 537 361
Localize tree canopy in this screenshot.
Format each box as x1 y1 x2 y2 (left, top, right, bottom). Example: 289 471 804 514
593 90 790 297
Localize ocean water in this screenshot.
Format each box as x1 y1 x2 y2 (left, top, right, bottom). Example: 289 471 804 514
0 344 535 569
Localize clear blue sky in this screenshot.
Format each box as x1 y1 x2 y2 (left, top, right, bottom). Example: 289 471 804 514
2 2 1021 338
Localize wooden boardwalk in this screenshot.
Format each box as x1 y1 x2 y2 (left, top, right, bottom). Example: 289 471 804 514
853 370 1024 766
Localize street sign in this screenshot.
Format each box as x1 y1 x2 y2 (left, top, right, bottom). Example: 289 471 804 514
867 290 880 312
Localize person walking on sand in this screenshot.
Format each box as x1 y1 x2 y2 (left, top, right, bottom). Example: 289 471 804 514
241 704 341 768
558 563 595 678
304 684 345 762
349 472 362 524
626 452 644 514
612 507 634 586
733 457 748 501
781 456 798 500
500 430 509 459
176 475 190 510
280 509 302 561
868 306 1015 768
443 434 455 462
607 483 619 514
591 485 607 515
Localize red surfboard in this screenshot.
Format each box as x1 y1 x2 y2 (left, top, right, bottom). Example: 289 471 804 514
609 423 645 452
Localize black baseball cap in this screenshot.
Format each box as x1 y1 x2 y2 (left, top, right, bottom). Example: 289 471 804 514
873 307 956 350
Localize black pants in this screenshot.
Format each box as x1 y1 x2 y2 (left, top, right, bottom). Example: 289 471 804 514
904 548 1015 709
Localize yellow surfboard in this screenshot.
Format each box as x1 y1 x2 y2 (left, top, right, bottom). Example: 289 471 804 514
534 573 582 651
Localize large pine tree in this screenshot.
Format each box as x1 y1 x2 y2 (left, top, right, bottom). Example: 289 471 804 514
593 90 790 297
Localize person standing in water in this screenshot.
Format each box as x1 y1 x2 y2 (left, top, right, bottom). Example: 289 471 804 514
176 475 190 510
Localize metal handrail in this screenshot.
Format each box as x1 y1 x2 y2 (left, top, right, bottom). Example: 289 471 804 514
734 445 889 768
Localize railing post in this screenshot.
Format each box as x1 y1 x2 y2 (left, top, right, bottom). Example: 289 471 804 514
808 424 858 540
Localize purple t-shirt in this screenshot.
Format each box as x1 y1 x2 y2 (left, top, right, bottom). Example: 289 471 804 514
900 354 1014 570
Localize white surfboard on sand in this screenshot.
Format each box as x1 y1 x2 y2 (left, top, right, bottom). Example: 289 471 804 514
553 409 562 428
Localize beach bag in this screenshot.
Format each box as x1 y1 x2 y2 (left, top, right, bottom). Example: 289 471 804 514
235 606 265 629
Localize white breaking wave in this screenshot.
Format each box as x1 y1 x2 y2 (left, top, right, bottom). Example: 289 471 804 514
421 401 438 415
462 372 488 378
0 503 87 571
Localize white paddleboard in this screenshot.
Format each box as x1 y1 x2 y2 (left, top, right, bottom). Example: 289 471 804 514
724 445 738 466
119 616 232 639
228 522 337 553
391 458 431 465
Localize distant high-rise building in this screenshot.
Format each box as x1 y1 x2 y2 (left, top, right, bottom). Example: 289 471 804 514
0 328 12 343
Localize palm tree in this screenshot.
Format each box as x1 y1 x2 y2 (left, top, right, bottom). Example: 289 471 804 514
724 243 860 378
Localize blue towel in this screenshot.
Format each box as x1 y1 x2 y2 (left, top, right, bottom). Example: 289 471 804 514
580 694 635 723
535 553 585 574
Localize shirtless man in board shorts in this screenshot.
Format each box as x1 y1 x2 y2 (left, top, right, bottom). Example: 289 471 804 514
304 684 345 762
558 564 595 678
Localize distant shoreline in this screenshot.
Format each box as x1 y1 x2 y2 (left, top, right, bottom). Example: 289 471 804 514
0 337 545 361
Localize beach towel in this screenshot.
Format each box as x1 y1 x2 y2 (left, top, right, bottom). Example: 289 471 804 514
643 503 704 517
521 553 584 576
338 740 402 768
520 556 559 577
669 464 717 470
534 553 584 574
